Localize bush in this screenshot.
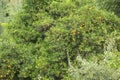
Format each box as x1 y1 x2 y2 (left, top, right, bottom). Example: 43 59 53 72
36 2 120 79
0 0 120 80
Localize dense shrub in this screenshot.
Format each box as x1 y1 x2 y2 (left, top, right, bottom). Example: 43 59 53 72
0 0 120 80
38 4 120 79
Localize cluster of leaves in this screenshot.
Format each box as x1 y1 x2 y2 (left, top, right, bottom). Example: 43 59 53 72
0 0 120 80
104 51 120 69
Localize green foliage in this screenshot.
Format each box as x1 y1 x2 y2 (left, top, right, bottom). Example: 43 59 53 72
0 0 120 80
0 31 37 79
104 51 120 69
0 26 4 35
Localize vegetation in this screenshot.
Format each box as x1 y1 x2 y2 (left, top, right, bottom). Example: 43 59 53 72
0 0 120 80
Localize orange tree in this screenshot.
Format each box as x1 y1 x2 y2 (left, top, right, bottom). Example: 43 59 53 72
0 0 120 80
38 4 120 79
